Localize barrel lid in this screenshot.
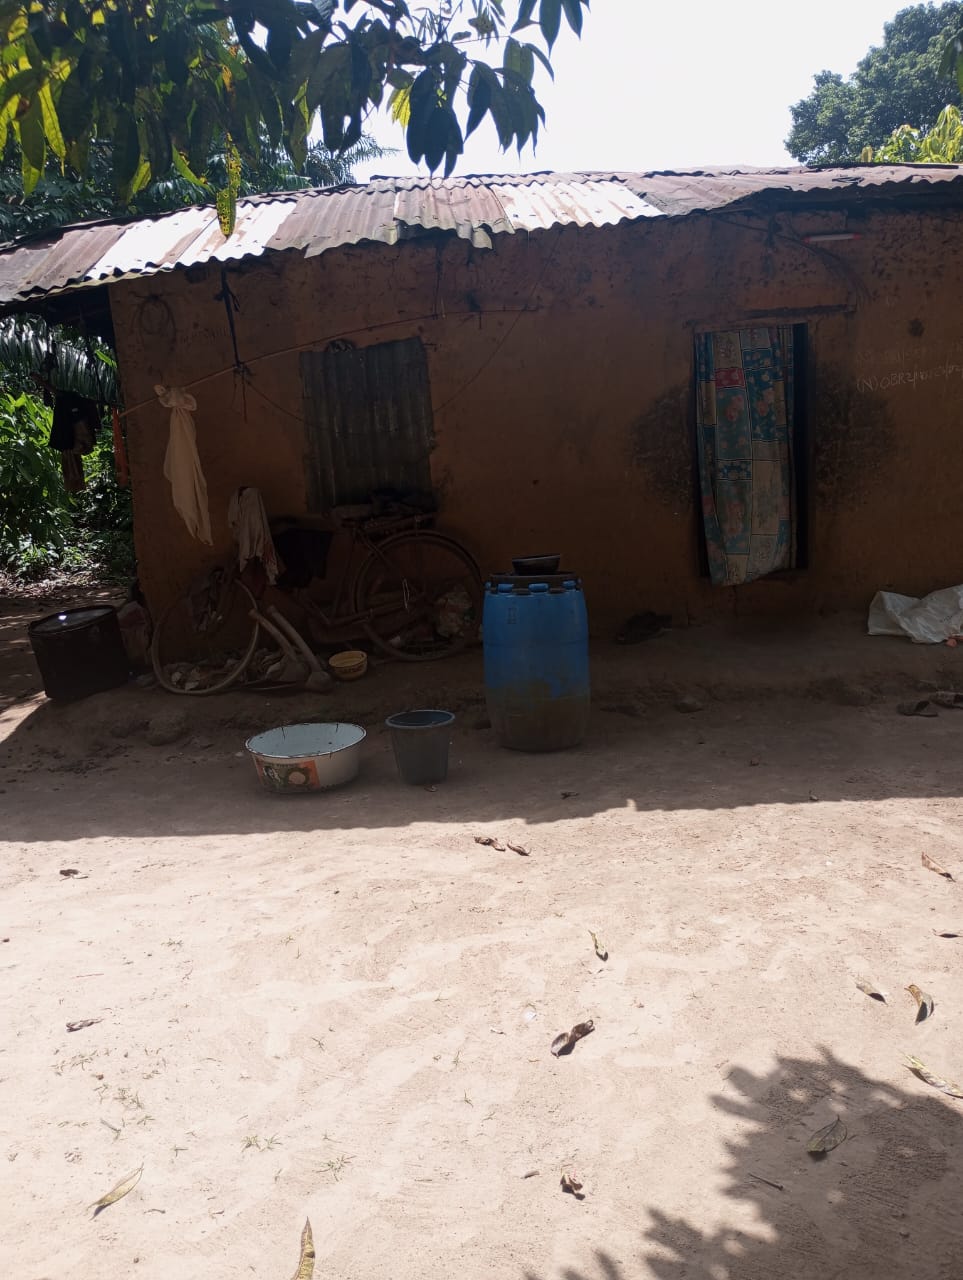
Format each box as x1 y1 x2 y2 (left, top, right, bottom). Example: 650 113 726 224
486 573 581 593
30 605 116 634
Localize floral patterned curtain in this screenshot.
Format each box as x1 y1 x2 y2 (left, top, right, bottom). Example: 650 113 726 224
694 327 796 586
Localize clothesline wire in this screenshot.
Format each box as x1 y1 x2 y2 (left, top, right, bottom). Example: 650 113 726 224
242 376 306 424
235 241 560 428
713 212 871 305
121 303 543 422
432 230 561 419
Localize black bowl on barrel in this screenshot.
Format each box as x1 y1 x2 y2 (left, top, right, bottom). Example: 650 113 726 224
511 554 561 575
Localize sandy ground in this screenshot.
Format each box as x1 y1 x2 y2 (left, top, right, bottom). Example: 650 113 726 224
3 597 963 1279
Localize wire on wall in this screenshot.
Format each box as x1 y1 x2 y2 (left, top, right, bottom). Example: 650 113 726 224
118 300 550 424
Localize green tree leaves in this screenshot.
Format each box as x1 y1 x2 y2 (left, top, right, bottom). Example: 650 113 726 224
0 387 73 580
214 141 242 236
539 0 561 49
864 104 963 163
0 1 588 229
112 109 141 197
787 2 963 165
0 132 389 244
560 0 584 37
37 82 64 160
18 97 44 194
404 43 469 177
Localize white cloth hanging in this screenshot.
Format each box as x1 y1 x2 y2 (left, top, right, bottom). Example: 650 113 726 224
156 384 212 545
228 486 280 584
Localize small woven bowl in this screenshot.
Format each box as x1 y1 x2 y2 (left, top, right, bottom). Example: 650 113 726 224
328 649 368 681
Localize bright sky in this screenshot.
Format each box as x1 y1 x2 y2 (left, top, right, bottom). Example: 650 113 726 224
353 0 919 180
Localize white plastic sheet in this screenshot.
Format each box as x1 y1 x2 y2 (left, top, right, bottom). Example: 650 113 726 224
868 585 963 644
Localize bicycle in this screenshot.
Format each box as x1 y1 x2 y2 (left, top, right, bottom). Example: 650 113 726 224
150 505 483 695
292 506 482 662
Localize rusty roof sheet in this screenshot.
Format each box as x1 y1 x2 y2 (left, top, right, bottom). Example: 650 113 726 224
1 164 962 307
620 163 963 216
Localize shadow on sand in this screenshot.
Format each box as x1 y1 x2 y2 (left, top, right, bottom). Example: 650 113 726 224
523 1048 963 1280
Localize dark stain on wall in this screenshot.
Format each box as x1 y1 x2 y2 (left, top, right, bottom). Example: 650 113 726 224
629 383 695 509
811 364 893 507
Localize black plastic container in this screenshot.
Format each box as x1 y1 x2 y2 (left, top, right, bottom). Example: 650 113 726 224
511 554 561 575
28 605 129 701
385 709 455 784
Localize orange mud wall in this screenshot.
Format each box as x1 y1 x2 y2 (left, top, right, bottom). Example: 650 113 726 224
109 205 963 633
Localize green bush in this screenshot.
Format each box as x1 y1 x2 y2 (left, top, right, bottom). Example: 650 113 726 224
0 388 134 583
74 434 136 581
0 390 72 579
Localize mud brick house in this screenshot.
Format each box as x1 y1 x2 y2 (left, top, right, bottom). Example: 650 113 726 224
2 165 963 630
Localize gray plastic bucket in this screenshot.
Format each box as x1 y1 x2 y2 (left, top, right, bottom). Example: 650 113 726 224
385 709 455 785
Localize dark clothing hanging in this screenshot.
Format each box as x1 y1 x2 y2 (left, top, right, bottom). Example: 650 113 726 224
49 393 100 492
60 450 85 493
49 393 99 453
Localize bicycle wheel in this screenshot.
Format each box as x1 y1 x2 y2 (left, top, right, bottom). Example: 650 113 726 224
151 576 260 694
353 531 483 661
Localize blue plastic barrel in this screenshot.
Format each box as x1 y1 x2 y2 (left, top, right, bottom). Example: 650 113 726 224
483 575 590 751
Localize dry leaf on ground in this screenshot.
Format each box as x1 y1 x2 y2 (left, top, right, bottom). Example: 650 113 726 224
474 835 505 852
589 931 608 961
747 1171 784 1191
550 1020 595 1057
907 984 935 1023
905 1054 963 1099
898 699 938 717
856 980 885 1003
89 1164 143 1217
560 1170 584 1197
932 691 963 708
290 1218 315 1280
922 853 954 880
807 1117 847 1156
507 843 530 857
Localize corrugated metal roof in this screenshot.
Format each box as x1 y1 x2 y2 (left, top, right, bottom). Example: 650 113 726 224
622 163 963 216
1 164 961 307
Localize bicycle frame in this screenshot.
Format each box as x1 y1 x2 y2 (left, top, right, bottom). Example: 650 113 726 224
152 510 478 690
292 517 432 639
